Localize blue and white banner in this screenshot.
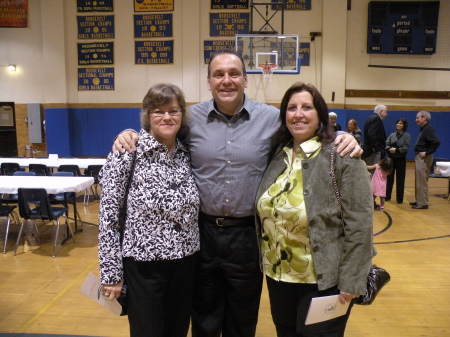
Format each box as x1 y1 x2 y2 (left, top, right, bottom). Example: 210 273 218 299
210 12 249 37
134 14 172 38
271 0 311 10
299 42 310 66
77 0 113 12
78 67 114 91
77 15 114 39
204 40 235 64
211 0 248 9
135 40 174 64
134 0 174 12
78 42 114 65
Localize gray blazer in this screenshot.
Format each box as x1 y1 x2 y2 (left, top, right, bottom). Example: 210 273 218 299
255 144 374 294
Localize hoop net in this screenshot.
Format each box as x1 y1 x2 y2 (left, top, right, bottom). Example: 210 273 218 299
257 63 277 79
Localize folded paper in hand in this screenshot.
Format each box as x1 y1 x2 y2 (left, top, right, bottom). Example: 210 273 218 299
305 295 350 325
80 272 122 316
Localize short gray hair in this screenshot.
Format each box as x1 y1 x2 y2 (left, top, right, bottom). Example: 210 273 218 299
417 110 431 122
328 111 337 118
140 83 186 132
374 104 387 115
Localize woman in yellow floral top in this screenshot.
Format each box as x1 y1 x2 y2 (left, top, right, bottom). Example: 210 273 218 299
256 82 373 337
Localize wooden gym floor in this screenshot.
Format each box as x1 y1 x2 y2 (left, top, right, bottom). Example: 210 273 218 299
1 163 449 337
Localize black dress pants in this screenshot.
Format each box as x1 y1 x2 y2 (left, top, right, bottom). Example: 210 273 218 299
386 156 406 203
266 277 353 337
191 216 263 337
124 253 197 337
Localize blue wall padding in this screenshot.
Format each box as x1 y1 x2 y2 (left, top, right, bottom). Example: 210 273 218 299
45 108 71 157
333 109 449 160
45 107 140 157
45 107 448 160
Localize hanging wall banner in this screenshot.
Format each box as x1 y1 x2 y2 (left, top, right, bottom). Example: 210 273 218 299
204 40 235 64
77 15 114 39
0 0 28 27
271 0 311 10
134 14 172 38
135 40 174 64
78 42 114 65
77 0 113 12
210 12 249 37
134 0 174 12
78 67 114 90
211 0 248 10
299 42 310 66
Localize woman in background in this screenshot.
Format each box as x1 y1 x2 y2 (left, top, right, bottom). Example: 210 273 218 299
385 118 411 204
346 119 362 145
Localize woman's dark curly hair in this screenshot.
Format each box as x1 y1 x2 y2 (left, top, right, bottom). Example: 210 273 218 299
278 82 335 145
396 118 408 132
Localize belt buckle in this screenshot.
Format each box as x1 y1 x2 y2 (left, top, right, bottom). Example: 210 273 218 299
215 217 225 227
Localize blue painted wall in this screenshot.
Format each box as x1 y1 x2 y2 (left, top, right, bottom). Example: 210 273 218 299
46 107 140 157
45 106 449 160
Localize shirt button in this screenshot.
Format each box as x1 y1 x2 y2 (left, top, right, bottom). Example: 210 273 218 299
226 180 230 184
303 162 309 169
312 246 319 252
227 160 231 164
225 199 229 203
304 190 309 196
227 140 231 144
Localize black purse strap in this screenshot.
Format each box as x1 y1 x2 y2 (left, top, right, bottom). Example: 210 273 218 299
118 151 138 242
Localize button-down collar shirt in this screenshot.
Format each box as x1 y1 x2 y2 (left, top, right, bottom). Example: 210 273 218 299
184 96 281 217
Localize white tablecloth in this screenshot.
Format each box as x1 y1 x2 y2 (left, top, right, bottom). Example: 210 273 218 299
436 162 450 177
0 176 94 194
0 157 106 169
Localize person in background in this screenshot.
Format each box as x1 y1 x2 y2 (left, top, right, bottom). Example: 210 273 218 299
99 83 200 337
410 110 440 210
256 82 373 337
367 157 393 210
328 111 342 131
385 118 411 204
363 104 388 165
346 119 362 144
112 52 363 337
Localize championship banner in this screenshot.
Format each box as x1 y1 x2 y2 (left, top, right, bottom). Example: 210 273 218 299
299 42 310 66
77 15 115 39
78 67 114 91
78 42 114 65
134 14 172 38
271 0 311 10
211 0 248 10
0 0 28 27
134 0 174 12
210 12 249 37
204 40 235 64
135 40 174 64
77 0 113 12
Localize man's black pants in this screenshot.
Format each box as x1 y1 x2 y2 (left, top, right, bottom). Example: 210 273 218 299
191 214 263 337
124 254 197 337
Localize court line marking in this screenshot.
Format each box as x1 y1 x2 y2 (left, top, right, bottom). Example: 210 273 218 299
19 261 97 332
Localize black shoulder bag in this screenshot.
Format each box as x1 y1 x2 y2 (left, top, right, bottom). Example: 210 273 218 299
329 147 391 305
116 151 138 315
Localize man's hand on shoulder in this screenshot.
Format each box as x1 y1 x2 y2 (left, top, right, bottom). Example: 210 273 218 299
113 129 139 153
334 133 363 158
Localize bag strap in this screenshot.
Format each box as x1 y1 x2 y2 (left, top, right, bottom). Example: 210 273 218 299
329 146 343 215
118 150 138 241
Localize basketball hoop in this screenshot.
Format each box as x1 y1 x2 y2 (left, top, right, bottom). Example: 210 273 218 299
257 62 277 79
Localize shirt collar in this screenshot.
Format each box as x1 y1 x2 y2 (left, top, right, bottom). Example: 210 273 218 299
138 129 188 154
207 95 250 122
284 137 322 160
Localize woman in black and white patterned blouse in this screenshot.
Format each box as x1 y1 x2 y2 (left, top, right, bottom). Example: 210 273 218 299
98 83 200 337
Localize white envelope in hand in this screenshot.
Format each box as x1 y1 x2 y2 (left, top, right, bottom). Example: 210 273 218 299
305 295 350 325
80 272 122 316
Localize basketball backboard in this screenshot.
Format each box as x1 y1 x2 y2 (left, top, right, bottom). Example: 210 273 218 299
235 34 300 74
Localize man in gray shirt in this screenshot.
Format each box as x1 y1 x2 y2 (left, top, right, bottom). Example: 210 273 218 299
114 51 361 337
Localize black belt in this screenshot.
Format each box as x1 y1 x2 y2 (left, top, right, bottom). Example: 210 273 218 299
199 213 254 228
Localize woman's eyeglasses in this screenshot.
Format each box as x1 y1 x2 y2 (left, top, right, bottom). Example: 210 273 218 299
151 109 182 117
